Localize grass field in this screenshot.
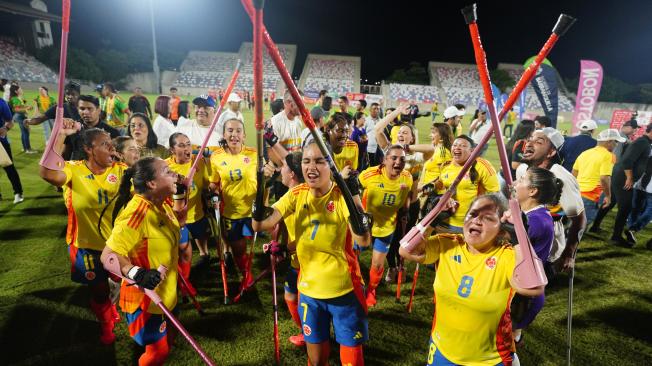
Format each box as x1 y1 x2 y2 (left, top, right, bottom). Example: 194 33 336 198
0 91 651 365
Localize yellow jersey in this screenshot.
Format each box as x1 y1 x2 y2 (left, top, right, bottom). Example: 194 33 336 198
334 140 359 171
390 125 400 144
209 146 257 219
106 194 180 315
62 161 127 251
165 156 209 224
422 146 452 189
273 183 363 299
359 166 413 237
283 212 300 270
439 158 500 227
572 145 615 202
424 234 516 365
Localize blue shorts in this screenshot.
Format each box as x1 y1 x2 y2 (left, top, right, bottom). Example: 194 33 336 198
68 246 108 285
426 337 513 365
186 216 209 240
298 291 368 347
126 305 179 346
284 267 299 294
372 234 394 253
222 217 253 242
180 226 190 244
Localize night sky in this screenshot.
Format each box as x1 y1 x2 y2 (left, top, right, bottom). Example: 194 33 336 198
39 0 652 84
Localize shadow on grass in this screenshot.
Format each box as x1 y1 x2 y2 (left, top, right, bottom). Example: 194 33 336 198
0 303 118 365
586 305 652 343
0 227 63 242
28 285 89 308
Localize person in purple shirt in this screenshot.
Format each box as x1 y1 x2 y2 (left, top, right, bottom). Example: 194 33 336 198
351 112 369 169
511 166 564 347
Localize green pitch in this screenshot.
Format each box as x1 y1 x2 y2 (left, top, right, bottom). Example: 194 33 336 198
0 91 650 365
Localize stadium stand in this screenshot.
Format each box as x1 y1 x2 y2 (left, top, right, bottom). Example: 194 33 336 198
237 42 296 92
387 83 441 103
0 38 57 83
299 54 360 96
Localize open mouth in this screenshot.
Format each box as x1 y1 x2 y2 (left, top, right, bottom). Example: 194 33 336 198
522 146 534 158
306 171 319 181
468 227 482 236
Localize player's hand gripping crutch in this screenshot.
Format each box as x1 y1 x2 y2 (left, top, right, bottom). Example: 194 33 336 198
103 254 216 366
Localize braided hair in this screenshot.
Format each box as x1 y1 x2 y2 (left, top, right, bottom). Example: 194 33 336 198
111 157 159 226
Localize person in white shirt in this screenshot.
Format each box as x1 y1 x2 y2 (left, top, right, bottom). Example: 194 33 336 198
365 102 382 166
468 108 491 156
269 89 304 154
151 95 176 148
215 93 245 142
176 95 221 150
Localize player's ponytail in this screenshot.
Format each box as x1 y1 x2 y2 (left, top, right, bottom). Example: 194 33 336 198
112 167 135 226
526 166 564 206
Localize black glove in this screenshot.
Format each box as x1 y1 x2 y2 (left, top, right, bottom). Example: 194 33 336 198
252 203 274 221
264 124 278 147
350 211 372 236
345 171 361 196
129 267 162 290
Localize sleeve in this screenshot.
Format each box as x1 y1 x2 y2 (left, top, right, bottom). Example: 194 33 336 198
423 235 442 265
572 153 581 171
479 161 500 193
358 168 371 188
62 162 74 186
209 153 221 183
620 140 644 170
44 104 56 120
272 189 296 219
352 145 359 170
0 99 11 122
128 97 135 111
105 210 145 256
350 128 360 143
116 98 128 112
600 154 615 176
555 168 584 217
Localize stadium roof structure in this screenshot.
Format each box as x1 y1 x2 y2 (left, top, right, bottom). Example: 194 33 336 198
0 1 61 22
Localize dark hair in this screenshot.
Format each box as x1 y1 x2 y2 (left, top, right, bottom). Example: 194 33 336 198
526 167 564 206
535 115 552 128
338 96 349 103
127 113 159 149
270 99 284 115
319 89 327 97
65 81 81 94
285 151 304 184
40 86 49 93
432 123 453 156
454 103 466 110
385 144 406 156
112 135 134 154
168 132 189 148
103 82 116 93
154 95 170 116
353 111 365 122
112 157 160 226
326 112 351 131
507 120 535 153
472 109 481 120
359 99 367 108
370 102 380 108
467 193 512 245
322 96 333 112
78 94 100 108
456 134 475 148
9 84 19 98
222 118 245 134
170 87 178 92
80 128 110 160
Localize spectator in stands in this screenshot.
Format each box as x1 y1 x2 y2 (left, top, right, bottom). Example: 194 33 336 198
572 129 623 225
8 85 35 153
63 95 120 161
338 96 352 120
127 113 168 158
32 86 56 144
443 105 465 136
504 108 516 138
176 95 221 149
169 87 182 123
468 108 490 156
152 95 176 148
590 118 640 232
534 115 552 129
128 87 152 119
26 82 81 128
610 124 652 247
365 102 382 166
216 93 245 141
100 83 129 133
0 97 24 203
559 120 597 172
506 120 536 180
351 112 369 170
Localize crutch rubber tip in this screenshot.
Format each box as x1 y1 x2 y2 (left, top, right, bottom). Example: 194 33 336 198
461 3 478 24
553 14 576 37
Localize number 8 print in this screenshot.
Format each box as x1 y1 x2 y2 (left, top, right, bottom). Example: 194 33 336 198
457 275 474 298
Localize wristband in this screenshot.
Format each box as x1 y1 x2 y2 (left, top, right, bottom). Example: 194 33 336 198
127 265 142 280
173 194 185 200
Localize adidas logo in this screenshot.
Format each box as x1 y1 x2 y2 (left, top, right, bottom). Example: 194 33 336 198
221 161 227 166
452 255 462 263
378 183 384 188
353 331 363 340
85 174 94 180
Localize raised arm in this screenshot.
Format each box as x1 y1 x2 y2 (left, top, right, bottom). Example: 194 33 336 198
374 103 408 150
38 118 78 187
